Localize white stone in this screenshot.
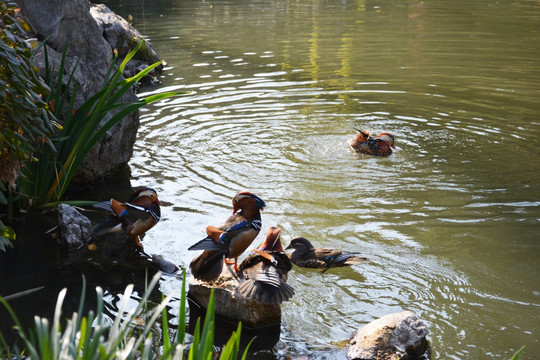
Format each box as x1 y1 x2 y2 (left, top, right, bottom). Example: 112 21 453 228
347 311 429 360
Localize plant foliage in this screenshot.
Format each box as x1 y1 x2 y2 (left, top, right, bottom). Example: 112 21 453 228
0 272 252 359
17 39 184 208
0 2 55 249
0 2 57 189
509 345 525 360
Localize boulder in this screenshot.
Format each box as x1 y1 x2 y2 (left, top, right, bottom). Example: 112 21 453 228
90 4 163 81
347 311 430 360
18 0 162 183
188 265 281 328
57 204 92 248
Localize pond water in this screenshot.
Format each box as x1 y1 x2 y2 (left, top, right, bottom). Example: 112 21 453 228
101 0 540 358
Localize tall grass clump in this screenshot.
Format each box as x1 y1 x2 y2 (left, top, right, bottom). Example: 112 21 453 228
0 272 252 359
17 39 184 208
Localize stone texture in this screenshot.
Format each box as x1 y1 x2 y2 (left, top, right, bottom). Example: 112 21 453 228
57 204 92 248
188 265 282 328
18 0 162 183
347 311 430 360
90 4 163 80
57 203 178 277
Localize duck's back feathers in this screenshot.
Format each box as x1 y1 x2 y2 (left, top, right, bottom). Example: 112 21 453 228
286 236 367 271
188 236 227 252
238 276 294 305
238 227 294 304
239 255 295 304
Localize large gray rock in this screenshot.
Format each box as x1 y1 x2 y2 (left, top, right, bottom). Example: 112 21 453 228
347 311 430 360
57 204 92 248
18 0 161 183
90 4 163 79
188 265 282 328
18 0 113 88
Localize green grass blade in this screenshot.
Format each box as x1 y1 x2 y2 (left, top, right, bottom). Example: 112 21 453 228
198 289 215 360
175 269 187 346
162 293 171 353
510 346 526 360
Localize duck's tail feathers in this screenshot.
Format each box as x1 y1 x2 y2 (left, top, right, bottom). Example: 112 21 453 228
354 128 370 141
189 250 225 282
343 254 369 265
90 218 122 236
238 279 295 305
188 236 227 252
92 201 113 213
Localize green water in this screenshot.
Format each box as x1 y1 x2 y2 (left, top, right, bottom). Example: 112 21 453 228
103 0 540 358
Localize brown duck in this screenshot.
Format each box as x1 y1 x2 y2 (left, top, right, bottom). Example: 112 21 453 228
238 227 294 304
285 236 367 272
350 129 395 156
188 191 266 282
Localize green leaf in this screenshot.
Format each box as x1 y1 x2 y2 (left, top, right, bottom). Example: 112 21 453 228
510 346 526 360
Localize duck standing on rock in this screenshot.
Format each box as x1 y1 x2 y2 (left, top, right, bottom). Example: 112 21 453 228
91 186 162 248
349 129 395 156
189 191 266 282
285 236 368 273
239 227 294 305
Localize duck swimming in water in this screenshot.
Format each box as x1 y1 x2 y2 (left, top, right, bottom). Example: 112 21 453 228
350 129 395 156
285 236 367 272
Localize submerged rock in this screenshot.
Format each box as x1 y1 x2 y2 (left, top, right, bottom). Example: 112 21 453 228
347 311 430 360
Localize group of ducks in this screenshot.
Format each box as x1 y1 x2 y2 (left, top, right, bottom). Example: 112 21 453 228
90 129 394 305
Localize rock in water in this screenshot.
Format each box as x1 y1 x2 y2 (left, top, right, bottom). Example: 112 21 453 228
57 204 92 248
188 265 282 328
188 265 282 352
347 311 430 360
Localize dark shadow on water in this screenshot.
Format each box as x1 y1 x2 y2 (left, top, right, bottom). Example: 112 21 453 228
0 166 173 346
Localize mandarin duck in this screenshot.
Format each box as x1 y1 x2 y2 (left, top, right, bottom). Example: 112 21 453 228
238 227 294 304
91 186 162 248
349 129 395 156
188 191 266 282
285 236 367 272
